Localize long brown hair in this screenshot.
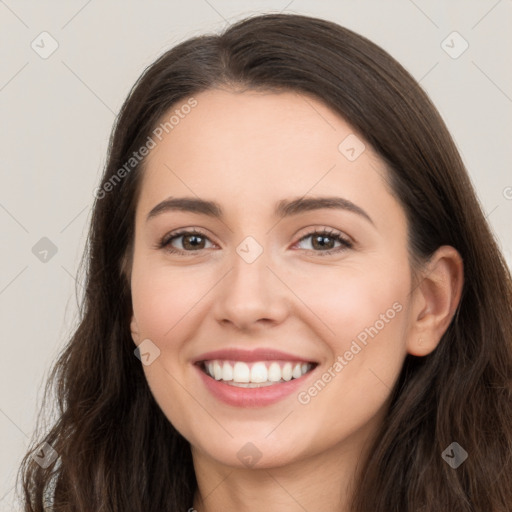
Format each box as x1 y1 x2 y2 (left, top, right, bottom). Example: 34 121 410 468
18 13 512 511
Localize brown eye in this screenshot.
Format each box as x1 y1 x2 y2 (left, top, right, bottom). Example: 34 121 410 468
159 230 214 254
295 229 352 256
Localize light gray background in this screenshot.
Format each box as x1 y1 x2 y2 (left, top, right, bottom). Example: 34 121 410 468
1 1 511 509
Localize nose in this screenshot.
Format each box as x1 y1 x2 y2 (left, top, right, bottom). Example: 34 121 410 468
212 246 290 332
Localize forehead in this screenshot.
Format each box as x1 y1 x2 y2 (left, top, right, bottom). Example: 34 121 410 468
149 87 359 170
136 88 396 223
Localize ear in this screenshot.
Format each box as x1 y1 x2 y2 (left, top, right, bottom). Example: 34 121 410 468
406 245 464 356
130 314 140 345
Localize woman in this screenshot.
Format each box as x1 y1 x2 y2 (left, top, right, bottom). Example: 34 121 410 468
18 12 512 511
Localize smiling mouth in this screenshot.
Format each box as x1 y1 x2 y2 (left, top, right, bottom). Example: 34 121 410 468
198 359 318 388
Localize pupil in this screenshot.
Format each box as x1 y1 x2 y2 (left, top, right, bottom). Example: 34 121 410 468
314 235 333 250
185 235 203 249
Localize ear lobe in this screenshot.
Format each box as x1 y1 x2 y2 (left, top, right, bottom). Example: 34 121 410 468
407 245 464 357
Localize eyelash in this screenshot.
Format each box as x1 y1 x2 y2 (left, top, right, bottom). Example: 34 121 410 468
156 227 353 257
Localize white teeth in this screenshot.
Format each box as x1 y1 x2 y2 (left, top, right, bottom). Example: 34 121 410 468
222 361 233 381
268 362 282 382
282 362 292 381
213 361 223 380
233 362 250 382
203 359 314 385
250 362 268 383
292 363 302 379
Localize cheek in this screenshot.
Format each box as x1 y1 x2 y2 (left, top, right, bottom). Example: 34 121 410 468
290 262 409 414
131 262 213 341
285 260 408 348
130 263 209 436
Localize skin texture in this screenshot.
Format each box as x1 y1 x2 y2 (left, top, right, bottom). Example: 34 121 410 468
129 88 464 511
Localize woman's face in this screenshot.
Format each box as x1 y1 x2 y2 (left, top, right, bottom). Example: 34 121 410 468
129 88 421 470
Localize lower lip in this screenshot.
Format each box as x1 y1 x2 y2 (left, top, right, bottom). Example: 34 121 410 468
195 364 316 407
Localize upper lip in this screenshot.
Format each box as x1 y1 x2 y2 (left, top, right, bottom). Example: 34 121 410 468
193 348 318 364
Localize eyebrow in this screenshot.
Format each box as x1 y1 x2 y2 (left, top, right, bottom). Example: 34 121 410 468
146 196 374 225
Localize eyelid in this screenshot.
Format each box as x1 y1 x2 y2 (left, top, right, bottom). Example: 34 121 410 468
294 225 353 245
159 226 211 245
157 225 353 256
156 226 216 252
292 227 353 256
